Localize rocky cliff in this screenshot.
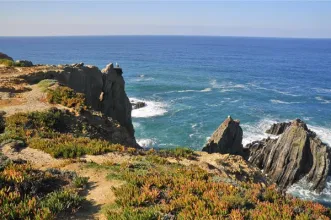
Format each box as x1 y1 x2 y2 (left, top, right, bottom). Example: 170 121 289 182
22 63 135 137
247 119 331 192
202 116 244 155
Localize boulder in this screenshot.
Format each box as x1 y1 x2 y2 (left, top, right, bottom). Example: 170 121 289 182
247 119 331 192
202 116 243 155
266 122 291 135
0 52 13 61
15 60 33 67
131 100 146 109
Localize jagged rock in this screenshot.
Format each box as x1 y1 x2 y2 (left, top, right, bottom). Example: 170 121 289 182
247 119 331 192
131 100 146 109
15 60 33 67
202 116 243 155
0 52 13 61
101 64 134 136
266 122 291 135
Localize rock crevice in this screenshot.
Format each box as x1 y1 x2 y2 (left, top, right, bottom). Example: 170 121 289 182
247 119 331 192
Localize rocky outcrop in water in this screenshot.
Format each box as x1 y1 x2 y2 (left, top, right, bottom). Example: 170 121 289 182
131 100 146 109
266 122 291 135
247 119 331 192
202 116 244 155
0 52 13 61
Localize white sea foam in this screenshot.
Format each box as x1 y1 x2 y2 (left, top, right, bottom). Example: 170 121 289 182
177 88 212 93
210 79 248 92
287 177 331 206
249 83 301 97
137 138 157 148
200 88 212 92
270 99 302 104
241 118 279 146
315 96 331 104
131 98 167 118
313 88 331 94
309 125 331 146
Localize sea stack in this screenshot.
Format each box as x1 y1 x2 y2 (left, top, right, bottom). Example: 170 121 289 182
247 119 331 192
202 116 244 156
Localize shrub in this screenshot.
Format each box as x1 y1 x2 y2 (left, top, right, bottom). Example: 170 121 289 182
104 161 331 219
37 79 58 92
0 59 15 67
46 86 86 111
0 160 84 219
73 176 89 188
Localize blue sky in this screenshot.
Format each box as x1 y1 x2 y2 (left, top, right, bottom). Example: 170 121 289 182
1 1 331 38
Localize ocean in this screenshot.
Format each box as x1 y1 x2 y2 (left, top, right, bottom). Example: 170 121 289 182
1 35 331 205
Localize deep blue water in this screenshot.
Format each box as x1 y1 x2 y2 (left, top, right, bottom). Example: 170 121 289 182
1 36 331 204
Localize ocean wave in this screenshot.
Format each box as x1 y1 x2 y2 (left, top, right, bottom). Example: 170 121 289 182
210 79 248 92
313 88 331 94
177 88 212 93
133 74 154 82
316 96 331 104
287 177 331 207
131 98 167 118
200 88 212 92
270 99 302 104
249 83 301 97
137 138 157 148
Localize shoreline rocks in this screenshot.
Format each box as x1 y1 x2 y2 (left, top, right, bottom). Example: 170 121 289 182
131 100 146 110
247 119 331 192
202 116 244 156
266 122 291 135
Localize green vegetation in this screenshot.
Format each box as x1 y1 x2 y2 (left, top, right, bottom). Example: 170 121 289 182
0 59 15 67
0 157 84 219
0 59 31 67
0 108 128 158
37 79 58 91
73 176 89 188
46 85 87 111
100 160 331 219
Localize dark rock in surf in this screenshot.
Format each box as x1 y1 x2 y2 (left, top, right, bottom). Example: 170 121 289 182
131 101 146 110
247 119 331 192
202 116 244 156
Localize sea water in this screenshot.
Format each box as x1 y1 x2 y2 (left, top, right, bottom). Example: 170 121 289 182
1 36 331 205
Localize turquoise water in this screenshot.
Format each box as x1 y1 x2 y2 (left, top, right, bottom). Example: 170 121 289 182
1 36 331 204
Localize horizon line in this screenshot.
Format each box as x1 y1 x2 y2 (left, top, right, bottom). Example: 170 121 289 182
0 34 331 40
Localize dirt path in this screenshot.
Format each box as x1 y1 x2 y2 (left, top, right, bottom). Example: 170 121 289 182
1 84 53 116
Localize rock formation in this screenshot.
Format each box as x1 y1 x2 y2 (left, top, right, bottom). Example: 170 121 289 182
247 119 331 192
266 122 291 135
0 52 13 61
202 116 244 155
100 64 134 136
131 100 146 109
41 63 135 137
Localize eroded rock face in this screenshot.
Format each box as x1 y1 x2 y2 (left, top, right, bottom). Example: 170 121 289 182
101 64 134 136
51 63 135 137
202 116 243 155
0 52 13 61
247 119 331 192
266 122 291 135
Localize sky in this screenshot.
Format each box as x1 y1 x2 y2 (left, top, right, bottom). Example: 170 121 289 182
1 1 331 38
